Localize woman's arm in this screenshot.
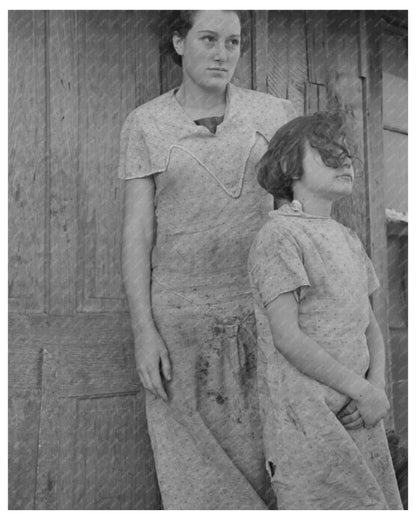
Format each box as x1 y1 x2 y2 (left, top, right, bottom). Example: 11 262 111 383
266 292 389 426
121 176 171 400
365 302 386 389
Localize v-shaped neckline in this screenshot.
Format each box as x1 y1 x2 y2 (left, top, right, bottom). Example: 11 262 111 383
170 84 233 136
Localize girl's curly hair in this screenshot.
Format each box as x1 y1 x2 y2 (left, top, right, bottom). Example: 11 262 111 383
159 10 248 67
257 111 360 203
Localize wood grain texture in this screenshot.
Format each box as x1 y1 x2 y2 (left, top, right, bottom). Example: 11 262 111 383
58 394 159 509
267 12 290 99
362 12 393 428
232 10 252 89
16 312 158 509
325 11 368 245
8 391 41 509
268 11 307 114
252 11 268 93
8 11 47 313
79 11 140 313
48 11 79 315
305 11 327 86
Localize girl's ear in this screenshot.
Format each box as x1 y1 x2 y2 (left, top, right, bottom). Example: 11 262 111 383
280 158 288 174
172 32 185 57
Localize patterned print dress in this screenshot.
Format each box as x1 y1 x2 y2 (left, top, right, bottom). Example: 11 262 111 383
118 84 295 509
248 202 403 510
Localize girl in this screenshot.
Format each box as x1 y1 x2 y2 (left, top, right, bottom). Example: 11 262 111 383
118 10 295 509
248 112 403 509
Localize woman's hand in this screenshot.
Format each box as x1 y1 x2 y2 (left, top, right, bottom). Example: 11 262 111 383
135 328 172 401
354 382 390 428
337 400 364 430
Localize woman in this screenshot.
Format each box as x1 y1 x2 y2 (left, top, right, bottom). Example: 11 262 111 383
118 10 295 509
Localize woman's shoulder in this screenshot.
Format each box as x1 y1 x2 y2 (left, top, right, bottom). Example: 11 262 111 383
230 84 296 116
123 90 174 128
230 85 297 138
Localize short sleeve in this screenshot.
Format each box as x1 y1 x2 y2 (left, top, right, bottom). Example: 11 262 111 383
118 112 156 180
248 225 311 307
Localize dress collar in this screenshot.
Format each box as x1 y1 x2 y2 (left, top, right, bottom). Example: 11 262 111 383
169 83 244 138
270 200 333 220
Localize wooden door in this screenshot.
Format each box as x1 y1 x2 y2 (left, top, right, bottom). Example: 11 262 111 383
9 10 161 509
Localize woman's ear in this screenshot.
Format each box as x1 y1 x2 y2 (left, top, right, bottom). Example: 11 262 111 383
172 32 184 57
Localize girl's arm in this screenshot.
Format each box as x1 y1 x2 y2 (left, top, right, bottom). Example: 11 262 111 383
267 291 389 426
121 176 171 400
365 303 386 389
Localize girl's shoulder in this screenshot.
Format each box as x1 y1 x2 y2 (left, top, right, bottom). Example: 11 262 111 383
250 216 301 256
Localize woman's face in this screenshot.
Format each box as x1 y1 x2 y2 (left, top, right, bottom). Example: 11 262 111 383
295 140 355 201
173 10 241 92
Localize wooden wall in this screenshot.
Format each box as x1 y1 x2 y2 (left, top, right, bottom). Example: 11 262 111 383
9 10 404 509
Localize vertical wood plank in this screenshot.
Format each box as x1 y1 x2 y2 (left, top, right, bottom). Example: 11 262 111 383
231 10 253 89
362 12 393 427
268 11 308 114
325 12 368 245
8 11 47 313
267 11 290 99
252 11 268 93
305 11 327 85
48 10 79 315
136 11 161 105
35 344 60 509
287 11 308 115
9 391 41 509
80 11 160 313
80 12 133 311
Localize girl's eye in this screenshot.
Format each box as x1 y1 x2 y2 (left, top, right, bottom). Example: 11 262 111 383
202 36 215 44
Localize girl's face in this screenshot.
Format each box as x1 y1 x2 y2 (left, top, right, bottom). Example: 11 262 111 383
295 140 354 201
173 10 241 92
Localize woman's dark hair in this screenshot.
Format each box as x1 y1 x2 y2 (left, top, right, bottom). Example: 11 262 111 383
159 10 248 67
257 111 359 203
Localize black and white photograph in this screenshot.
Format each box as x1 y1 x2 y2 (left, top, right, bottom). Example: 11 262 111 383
8 5 408 510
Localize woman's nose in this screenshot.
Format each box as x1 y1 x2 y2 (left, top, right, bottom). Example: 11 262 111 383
213 42 227 61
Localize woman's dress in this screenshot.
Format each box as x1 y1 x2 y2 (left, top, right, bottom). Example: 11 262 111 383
118 84 295 509
248 202 403 510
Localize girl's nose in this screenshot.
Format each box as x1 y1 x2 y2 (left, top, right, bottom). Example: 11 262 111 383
343 157 353 168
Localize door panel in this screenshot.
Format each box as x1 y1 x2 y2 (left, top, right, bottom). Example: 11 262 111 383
8 11 47 314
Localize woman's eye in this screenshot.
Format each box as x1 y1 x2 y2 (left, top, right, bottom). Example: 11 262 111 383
227 39 240 48
202 36 215 44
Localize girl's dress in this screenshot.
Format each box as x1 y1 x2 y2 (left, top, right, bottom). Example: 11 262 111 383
118 84 295 509
248 201 403 510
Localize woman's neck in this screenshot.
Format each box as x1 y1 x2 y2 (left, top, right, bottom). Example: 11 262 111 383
175 80 227 119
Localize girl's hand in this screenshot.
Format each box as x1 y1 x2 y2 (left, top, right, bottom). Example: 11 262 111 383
337 400 364 430
135 328 171 401
354 382 390 428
